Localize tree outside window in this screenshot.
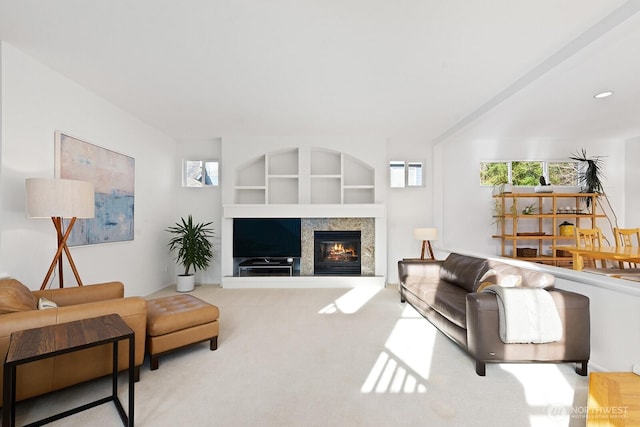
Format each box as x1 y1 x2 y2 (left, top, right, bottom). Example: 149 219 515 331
511 161 542 186
480 162 508 185
548 162 579 186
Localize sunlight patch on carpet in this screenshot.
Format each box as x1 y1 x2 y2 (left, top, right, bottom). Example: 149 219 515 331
500 364 578 426
384 311 437 379
360 306 435 393
318 286 380 314
360 351 428 394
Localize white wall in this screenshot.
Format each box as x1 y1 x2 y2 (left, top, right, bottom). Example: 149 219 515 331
554 272 640 372
386 137 434 283
625 138 640 224
174 138 222 284
0 42 177 296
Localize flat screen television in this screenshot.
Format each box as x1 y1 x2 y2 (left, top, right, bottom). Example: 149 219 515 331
233 218 301 258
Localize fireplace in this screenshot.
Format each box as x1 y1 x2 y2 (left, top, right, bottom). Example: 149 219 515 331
314 230 361 275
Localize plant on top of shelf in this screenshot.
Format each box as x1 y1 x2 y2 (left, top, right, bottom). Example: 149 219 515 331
569 149 618 231
569 149 605 196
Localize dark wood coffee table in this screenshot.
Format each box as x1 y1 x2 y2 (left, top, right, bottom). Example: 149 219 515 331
2 313 135 427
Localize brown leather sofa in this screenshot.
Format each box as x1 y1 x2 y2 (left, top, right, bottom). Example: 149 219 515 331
0 278 147 404
398 253 590 376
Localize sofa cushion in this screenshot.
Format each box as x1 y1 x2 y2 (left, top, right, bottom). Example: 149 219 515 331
439 253 490 293
414 282 468 329
0 278 38 314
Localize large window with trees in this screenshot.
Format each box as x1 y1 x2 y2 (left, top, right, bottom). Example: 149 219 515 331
480 161 578 187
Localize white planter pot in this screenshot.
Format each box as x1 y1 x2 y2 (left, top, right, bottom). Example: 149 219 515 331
176 274 195 292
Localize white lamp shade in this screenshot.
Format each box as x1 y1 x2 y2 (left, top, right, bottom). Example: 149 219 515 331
25 178 95 218
414 227 438 241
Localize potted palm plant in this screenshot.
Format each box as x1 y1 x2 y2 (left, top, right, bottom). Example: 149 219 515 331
166 215 214 292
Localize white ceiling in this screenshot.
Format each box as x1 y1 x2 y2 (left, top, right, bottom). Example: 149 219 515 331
1 0 639 143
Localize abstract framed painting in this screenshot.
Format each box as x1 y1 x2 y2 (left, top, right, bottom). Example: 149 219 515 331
55 131 135 246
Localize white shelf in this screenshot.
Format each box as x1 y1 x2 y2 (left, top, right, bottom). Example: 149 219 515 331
344 185 374 189
311 174 341 179
223 203 386 218
235 185 266 190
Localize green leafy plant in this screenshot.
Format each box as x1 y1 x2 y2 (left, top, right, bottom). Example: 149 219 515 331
521 203 537 215
568 149 618 231
491 198 517 225
569 149 605 195
166 215 214 275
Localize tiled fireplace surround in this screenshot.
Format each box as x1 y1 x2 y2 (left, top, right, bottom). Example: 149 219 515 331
301 217 374 275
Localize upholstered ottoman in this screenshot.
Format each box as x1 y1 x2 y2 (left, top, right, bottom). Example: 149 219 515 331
146 294 219 370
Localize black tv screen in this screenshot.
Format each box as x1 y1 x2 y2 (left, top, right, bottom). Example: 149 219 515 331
233 218 301 258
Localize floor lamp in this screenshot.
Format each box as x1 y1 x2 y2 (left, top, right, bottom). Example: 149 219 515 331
414 227 438 260
25 178 95 290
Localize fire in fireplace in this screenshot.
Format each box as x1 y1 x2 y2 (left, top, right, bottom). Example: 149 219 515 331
314 230 361 275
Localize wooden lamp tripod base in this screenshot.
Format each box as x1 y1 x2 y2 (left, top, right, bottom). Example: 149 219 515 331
420 240 435 261
41 216 85 290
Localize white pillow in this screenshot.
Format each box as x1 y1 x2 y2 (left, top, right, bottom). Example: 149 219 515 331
478 268 522 288
38 297 58 310
499 274 522 287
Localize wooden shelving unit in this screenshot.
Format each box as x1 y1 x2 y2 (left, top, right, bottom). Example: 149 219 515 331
492 192 604 266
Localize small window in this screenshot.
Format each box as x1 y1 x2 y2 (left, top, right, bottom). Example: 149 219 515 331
183 160 219 187
390 161 424 188
407 162 424 187
389 161 406 188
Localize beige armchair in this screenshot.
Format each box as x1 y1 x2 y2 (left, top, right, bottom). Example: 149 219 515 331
0 278 147 404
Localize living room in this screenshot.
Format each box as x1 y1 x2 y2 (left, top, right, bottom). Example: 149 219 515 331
1 1 640 425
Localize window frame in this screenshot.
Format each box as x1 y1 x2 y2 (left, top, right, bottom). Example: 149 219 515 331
389 160 424 188
182 159 220 188
480 160 579 187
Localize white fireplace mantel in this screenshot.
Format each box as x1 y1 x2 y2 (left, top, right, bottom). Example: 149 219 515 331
223 203 386 219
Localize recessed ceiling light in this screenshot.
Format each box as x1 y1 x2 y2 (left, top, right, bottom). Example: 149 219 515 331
594 91 614 99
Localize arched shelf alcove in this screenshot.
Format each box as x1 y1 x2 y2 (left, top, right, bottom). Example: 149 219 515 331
233 147 374 204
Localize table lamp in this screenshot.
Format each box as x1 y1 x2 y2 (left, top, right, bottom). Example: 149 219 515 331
414 227 438 260
25 178 95 289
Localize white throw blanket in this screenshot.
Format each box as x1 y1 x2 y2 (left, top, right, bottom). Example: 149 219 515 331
481 285 563 344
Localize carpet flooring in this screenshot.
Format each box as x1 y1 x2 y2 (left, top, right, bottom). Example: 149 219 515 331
7 284 589 426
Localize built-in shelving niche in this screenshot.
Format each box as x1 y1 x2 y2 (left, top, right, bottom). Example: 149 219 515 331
234 147 375 204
